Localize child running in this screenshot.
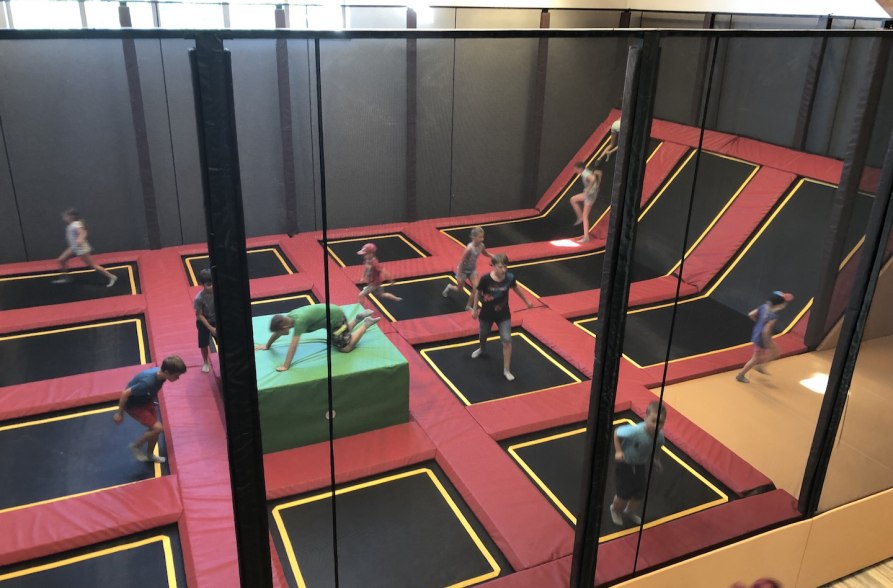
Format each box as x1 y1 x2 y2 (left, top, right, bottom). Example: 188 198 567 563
53 208 118 287
471 253 534 382
442 226 492 310
736 291 794 383
113 356 187 464
194 269 216 373
357 243 402 304
610 400 667 526
568 161 605 244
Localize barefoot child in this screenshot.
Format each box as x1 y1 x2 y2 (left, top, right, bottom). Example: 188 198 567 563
610 400 666 526
113 356 187 464
54 208 118 287
357 243 402 304
194 269 216 373
443 226 492 310
568 162 604 244
470 253 534 382
736 291 793 383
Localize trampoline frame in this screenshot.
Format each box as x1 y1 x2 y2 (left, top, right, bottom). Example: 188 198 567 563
368 274 472 322
0 317 149 366
0 264 139 295
271 467 502 588
183 247 294 286
324 233 429 267
506 418 729 542
419 331 583 406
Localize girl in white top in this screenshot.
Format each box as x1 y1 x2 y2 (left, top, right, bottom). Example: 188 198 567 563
442 226 492 310
54 208 118 287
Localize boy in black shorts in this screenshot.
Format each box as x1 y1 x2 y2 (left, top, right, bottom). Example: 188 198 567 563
194 269 216 373
610 401 667 526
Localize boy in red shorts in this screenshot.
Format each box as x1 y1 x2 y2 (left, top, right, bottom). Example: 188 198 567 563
113 356 187 463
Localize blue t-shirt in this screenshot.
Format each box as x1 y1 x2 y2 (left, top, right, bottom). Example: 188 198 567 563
751 303 777 348
125 368 164 407
616 422 665 466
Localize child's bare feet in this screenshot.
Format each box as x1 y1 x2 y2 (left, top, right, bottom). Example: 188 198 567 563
573 216 583 226
575 236 590 243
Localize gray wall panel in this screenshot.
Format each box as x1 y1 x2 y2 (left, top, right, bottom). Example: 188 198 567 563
0 39 146 261
160 38 204 245
549 10 623 28
452 37 536 215
455 8 539 28
827 37 874 161
287 39 320 233
805 37 850 157
653 37 705 127
228 39 289 238
348 6 406 28
319 39 406 228
416 38 455 220
0 120 26 263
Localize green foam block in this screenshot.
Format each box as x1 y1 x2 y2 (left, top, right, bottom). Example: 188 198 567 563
253 304 409 453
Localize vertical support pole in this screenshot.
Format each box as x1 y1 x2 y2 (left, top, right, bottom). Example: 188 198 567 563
276 4 299 235
689 13 715 124
522 9 549 206
792 16 832 150
618 9 631 28
569 33 661 588
804 37 889 349
799 129 893 516
78 0 87 28
120 4 162 249
406 8 418 221
190 33 273 588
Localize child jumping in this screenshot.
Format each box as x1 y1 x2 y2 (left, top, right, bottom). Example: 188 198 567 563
471 253 534 382
569 161 605 244
610 400 667 526
736 291 794 383
194 269 216 373
357 243 402 303
113 356 187 464
442 226 492 310
54 208 118 287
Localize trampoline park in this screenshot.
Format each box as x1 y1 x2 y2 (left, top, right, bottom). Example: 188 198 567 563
1 19 892 588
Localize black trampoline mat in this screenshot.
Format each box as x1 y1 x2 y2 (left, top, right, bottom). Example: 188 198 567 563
441 139 662 248
418 330 586 405
183 246 295 285
0 264 140 311
503 415 731 541
369 275 473 321
325 234 429 266
0 403 166 512
510 252 606 298
0 528 186 587
251 292 317 317
0 317 150 388
573 178 876 367
269 464 510 588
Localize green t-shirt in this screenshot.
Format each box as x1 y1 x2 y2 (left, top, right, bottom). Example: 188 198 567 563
287 304 346 336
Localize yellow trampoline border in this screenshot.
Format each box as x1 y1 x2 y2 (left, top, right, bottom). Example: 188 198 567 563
183 247 294 286
368 274 471 323
325 233 429 267
271 467 501 588
0 264 139 295
0 405 164 514
571 178 868 369
419 331 583 406
0 317 148 366
251 293 317 310
0 535 177 585
506 419 729 543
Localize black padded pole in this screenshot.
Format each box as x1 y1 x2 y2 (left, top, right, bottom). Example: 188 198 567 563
792 16 832 150
569 33 660 588
804 37 890 349
688 14 715 125
189 34 273 588
522 9 549 206
119 4 161 249
799 125 893 516
276 6 299 236
406 8 418 222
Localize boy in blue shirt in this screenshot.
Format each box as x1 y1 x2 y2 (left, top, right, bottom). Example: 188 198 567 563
113 356 187 463
610 401 667 526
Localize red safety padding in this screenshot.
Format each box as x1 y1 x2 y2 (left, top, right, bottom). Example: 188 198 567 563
625 392 773 495
0 250 144 278
680 168 797 289
338 255 455 283
404 220 471 260
394 311 480 345
248 273 316 299
0 295 147 335
0 476 181 567
520 307 598 376
0 364 143 421
263 422 436 499
593 489 799 584
281 235 361 305
480 555 572 587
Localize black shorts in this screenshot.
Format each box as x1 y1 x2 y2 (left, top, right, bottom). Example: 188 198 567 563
196 319 216 348
614 461 647 500
331 317 351 350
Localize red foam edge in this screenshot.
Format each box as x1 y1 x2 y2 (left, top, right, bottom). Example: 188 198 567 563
263 422 436 499
0 476 181 567
595 489 800 584
0 295 147 334
480 555 572 587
